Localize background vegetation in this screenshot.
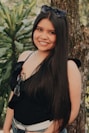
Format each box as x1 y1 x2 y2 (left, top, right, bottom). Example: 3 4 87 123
0 0 89 132
0 0 36 127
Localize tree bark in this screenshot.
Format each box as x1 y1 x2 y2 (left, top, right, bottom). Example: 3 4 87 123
51 0 88 132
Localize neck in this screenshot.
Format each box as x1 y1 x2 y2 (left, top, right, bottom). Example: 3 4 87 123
36 50 50 58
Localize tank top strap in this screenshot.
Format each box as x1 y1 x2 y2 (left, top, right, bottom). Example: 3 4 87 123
24 51 34 63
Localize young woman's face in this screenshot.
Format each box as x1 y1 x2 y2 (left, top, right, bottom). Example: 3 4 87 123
33 18 56 52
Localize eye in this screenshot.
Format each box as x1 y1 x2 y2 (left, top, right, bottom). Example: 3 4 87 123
49 30 56 35
36 26 43 32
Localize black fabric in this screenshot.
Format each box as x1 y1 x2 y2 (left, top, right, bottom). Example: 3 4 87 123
68 58 81 68
10 61 24 91
10 58 81 91
10 52 33 91
8 64 52 124
8 58 81 125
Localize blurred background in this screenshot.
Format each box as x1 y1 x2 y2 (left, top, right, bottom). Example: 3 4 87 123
0 0 89 132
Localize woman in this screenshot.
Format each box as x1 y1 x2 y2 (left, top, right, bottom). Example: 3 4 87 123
3 5 81 133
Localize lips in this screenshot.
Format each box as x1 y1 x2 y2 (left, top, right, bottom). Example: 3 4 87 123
39 41 49 46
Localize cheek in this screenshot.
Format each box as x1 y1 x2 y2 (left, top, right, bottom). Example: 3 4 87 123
32 33 37 46
33 31 36 39
33 32 38 43
52 36 56 44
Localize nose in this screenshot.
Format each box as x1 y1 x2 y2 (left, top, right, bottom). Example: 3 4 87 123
40 32 48 40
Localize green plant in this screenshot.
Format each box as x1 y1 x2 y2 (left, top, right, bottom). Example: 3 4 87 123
0 0 36 128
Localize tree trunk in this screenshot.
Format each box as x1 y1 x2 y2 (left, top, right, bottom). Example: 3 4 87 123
51 0 88 132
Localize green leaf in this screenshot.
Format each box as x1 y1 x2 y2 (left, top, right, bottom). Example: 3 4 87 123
0 26 5 33
1 61 12 81
15 41 24 51
0 48 8 57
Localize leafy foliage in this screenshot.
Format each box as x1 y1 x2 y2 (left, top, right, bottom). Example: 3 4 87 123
0 0 36 127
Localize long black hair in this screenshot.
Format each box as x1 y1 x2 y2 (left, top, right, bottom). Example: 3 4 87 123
28 6 71 131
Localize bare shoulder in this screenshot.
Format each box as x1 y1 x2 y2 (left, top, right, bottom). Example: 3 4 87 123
67 60 81 76
67 60 82 123
67 59 81 91
18 50 33 62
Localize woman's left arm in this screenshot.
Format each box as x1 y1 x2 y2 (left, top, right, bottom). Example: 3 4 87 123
44 60 82 133
67 60 82 124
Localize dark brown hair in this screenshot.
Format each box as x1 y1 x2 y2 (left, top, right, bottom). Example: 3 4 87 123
29 8 71 131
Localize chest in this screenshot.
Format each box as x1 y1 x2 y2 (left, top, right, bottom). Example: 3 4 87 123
21 55 45 81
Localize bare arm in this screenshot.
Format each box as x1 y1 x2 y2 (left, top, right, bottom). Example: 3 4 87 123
3 91 14 133
67 60 82 124
44 60 82 133
3 51 32 133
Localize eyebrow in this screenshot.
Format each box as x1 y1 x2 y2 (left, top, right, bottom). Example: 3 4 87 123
37 25 55 31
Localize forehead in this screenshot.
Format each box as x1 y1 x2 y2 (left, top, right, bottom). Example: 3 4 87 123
37 18 55 30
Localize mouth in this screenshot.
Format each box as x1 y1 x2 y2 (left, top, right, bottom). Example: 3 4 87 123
39 41 49 46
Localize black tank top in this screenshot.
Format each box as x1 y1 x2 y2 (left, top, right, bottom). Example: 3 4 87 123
8 52 53 125
8 54 81 125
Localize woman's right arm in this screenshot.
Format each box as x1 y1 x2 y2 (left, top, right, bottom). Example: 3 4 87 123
3 91 14 133
3 50 32 133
